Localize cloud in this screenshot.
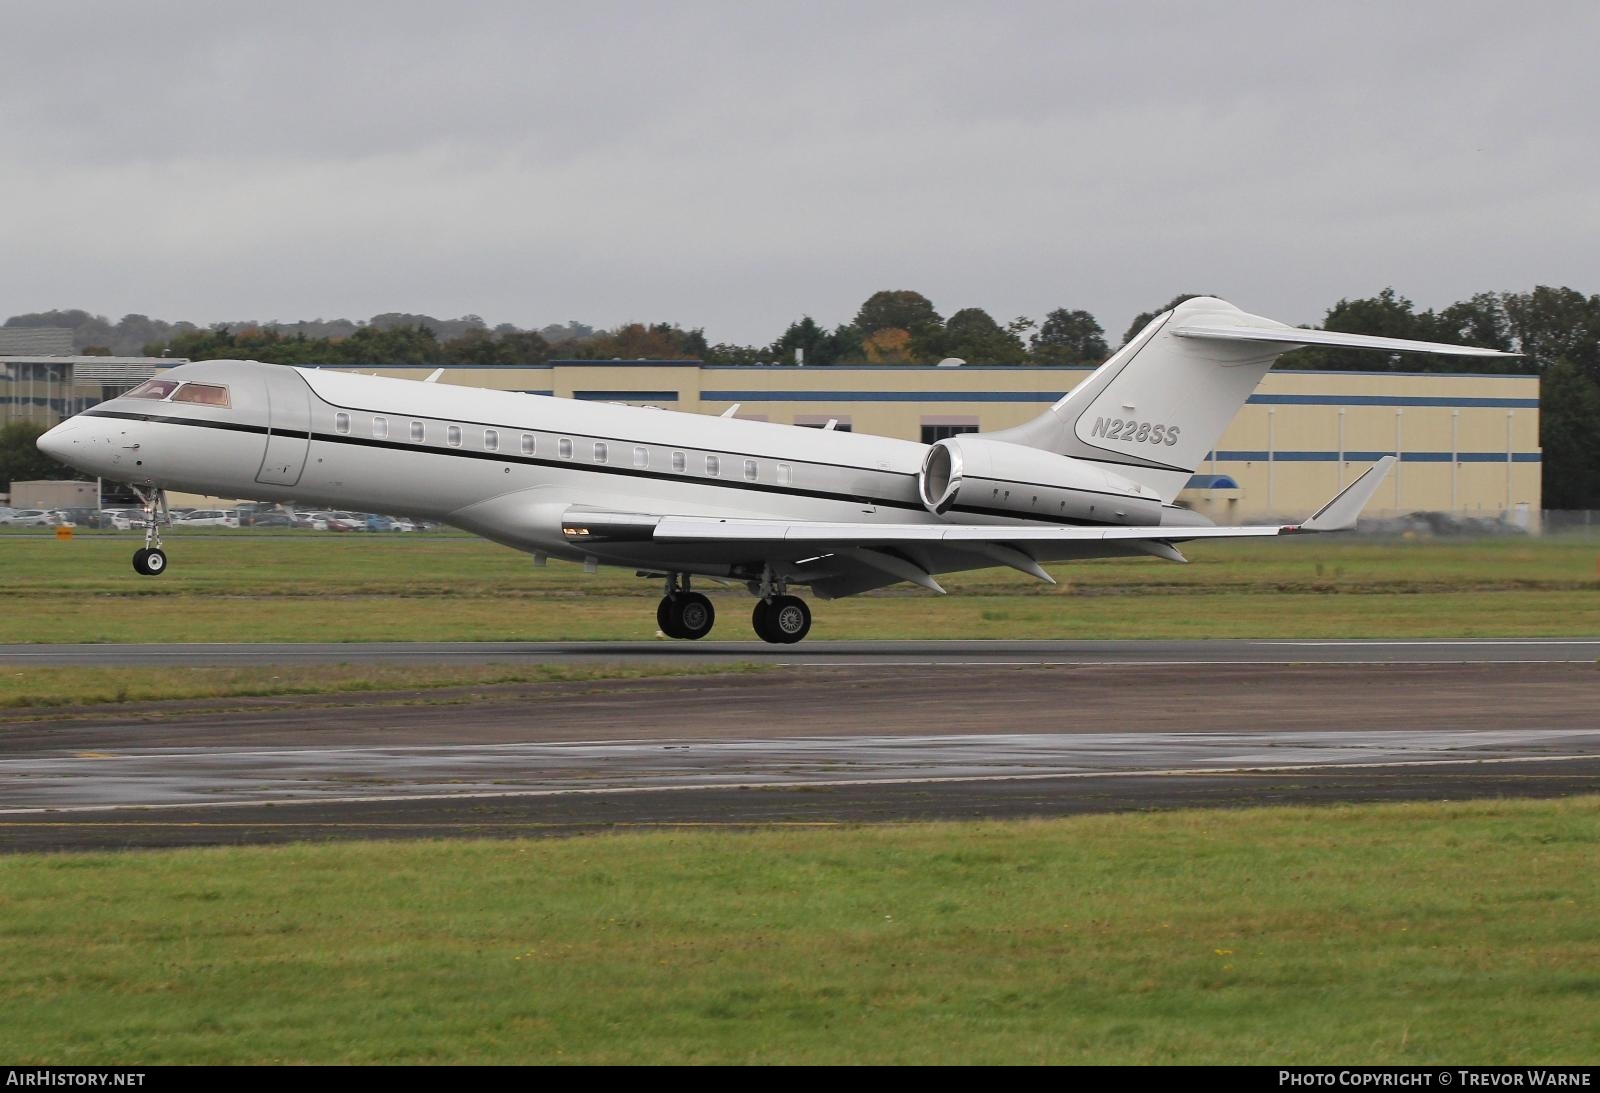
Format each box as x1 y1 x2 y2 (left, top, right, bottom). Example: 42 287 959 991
2 1 1596 342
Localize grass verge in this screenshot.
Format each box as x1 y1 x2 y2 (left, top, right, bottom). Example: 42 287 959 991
3 534 1598 642
1 797 1595 1064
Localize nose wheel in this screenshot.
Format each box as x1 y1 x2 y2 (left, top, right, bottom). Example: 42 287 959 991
130 486 171 577
656 575 715 639
133 547 167 576
752 594 811 644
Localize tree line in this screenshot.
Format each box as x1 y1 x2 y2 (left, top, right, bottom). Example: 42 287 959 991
5 285 1597 506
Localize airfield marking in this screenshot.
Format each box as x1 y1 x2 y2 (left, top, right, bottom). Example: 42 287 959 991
1 751 1593 817
4 726 1594 764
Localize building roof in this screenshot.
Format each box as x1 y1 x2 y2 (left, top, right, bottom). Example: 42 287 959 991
0 328 75 355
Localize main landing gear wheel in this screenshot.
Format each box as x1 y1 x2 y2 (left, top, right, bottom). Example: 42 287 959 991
131 547 167 575
658 591 715 640
752 594 811 644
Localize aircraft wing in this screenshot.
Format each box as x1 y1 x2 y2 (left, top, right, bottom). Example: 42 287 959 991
562 458 1396 595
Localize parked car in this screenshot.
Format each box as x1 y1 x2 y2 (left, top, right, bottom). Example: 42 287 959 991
173 509 238 528
0 507 19 525
8 509 57 527
249 513 296 528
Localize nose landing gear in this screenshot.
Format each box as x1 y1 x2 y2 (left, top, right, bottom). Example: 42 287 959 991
657 574 715 640
130 486 170 576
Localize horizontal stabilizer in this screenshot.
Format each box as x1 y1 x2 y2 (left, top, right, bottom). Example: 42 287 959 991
1173 324 1517 359
1297 456 1396 532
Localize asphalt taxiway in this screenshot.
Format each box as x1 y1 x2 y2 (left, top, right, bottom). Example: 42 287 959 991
2 641 1596 851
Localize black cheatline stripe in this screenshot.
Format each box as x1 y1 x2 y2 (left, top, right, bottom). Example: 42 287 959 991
82 408 1125 529
84 408 280 436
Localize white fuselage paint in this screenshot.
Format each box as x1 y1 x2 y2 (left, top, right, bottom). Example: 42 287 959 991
46 360 1136 576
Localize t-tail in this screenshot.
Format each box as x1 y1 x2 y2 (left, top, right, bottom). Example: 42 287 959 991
985 296 1515 503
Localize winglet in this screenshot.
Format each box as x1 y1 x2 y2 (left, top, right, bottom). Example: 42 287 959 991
1296 456 1397 532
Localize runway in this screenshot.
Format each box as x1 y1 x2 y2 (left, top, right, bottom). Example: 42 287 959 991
2 644 1597 852
2 636 1598 667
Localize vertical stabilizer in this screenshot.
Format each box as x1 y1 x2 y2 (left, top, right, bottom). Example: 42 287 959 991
984 297 1514 502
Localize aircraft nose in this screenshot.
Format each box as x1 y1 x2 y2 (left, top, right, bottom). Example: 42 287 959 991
36 420 75 463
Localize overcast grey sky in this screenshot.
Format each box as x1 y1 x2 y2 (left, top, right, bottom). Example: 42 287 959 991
2 1 1596 344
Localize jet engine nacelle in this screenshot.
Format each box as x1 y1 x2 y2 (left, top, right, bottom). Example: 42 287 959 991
918 435 1165 525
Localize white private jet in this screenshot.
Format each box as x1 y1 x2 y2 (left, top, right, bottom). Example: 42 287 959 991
37 297 1511 643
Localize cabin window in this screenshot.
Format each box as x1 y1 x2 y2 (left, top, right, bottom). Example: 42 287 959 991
410 420 425 443
521 433 535 456
484 429 499 452
743 459 758 482
594 442 608 463
447 425 462 447
373 416 389 439
705 455 720 477
776 463 792 487
334 412 350 434
172 382 231 408
559 437 573 459
633 445 648 468
124 379 181 401
671 451 686 473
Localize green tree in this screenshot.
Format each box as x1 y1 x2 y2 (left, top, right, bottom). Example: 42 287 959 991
1119 293 1209 347
1503 286 1600 380
1 421 75 486
701 342 768 365
829 323 866 363
940 307 1027 364
771 316 839 365
1538 359 1600 509
853 291 942 337
1031 308 1108 365
566 323 703 361
1432 293 1515 356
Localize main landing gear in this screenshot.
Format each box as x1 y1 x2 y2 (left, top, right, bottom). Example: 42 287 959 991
748 566 810 644
130 486 170 576
653 571 814 644
657 574 716 640
752 595 811 644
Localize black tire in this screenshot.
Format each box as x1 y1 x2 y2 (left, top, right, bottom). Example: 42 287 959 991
753 596 811 644
132 548 150 575
669 591 715 640
768 595 810 644
751 600 777 643
143 548 167 576
657 595 680 637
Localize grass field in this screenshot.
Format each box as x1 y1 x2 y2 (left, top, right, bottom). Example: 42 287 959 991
1 797 1595 1064
4 530 1598 645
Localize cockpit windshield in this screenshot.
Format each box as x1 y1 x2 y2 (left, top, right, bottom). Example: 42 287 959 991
124 379 181 400
171 383 231 407
121 379 231 407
